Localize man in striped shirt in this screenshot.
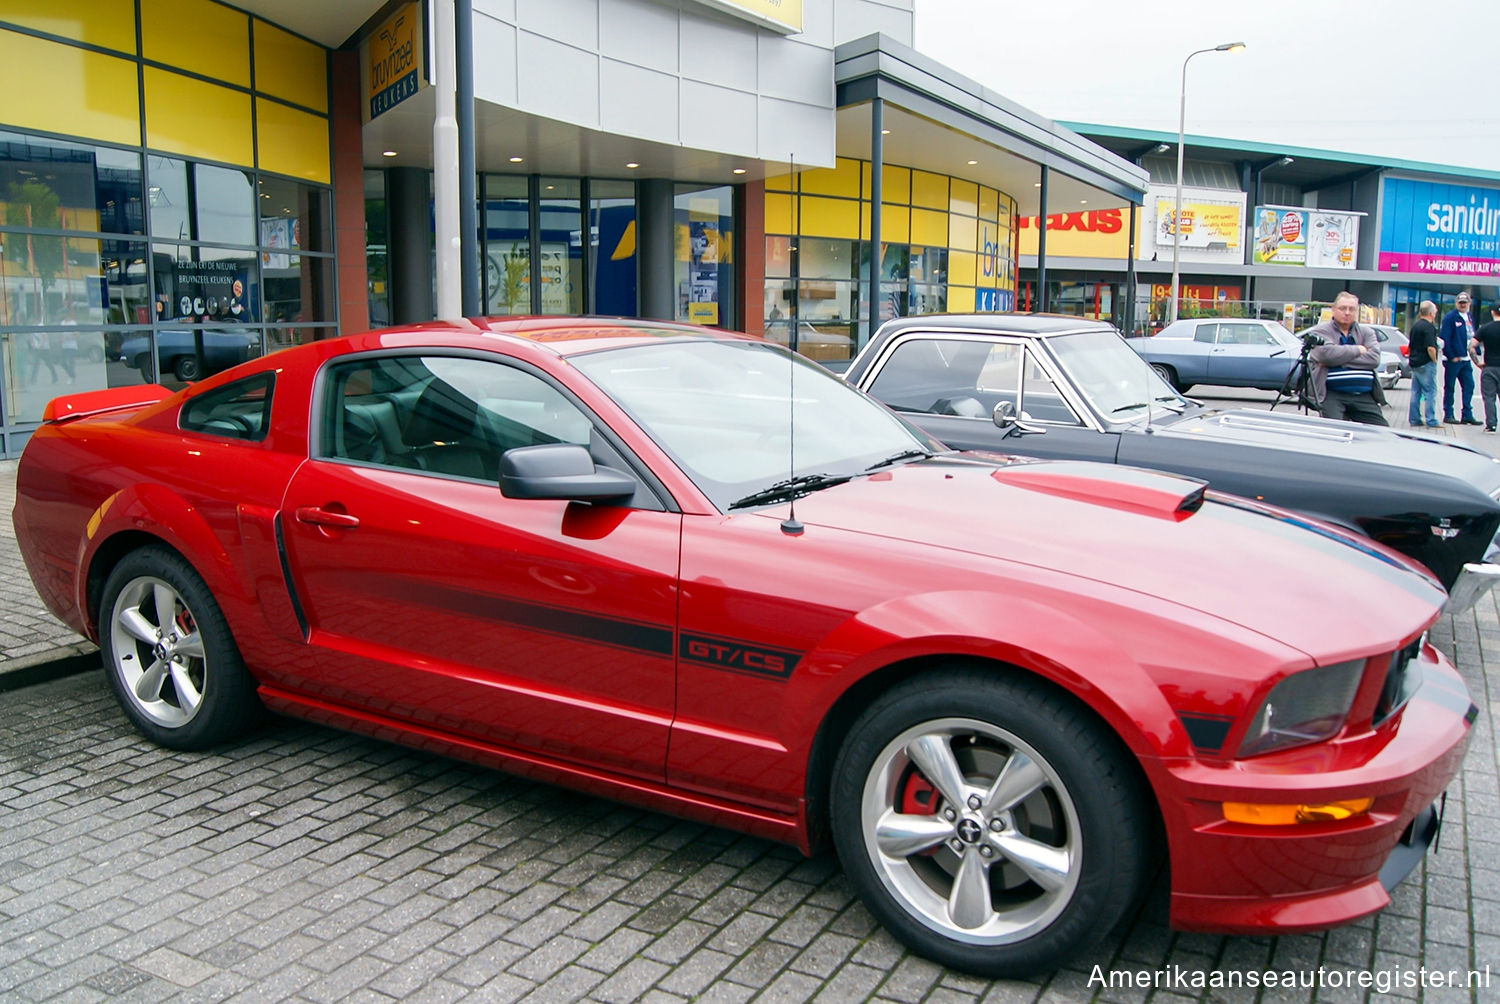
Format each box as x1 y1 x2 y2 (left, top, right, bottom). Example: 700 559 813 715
1305 291 1389 426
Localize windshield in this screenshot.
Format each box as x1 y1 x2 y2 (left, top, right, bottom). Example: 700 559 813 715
570 339 935 511
1047 329 1186 422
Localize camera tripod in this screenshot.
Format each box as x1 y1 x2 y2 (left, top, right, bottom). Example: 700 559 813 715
1270 335 1319 413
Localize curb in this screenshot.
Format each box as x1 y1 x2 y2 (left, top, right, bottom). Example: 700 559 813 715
0 650 102 693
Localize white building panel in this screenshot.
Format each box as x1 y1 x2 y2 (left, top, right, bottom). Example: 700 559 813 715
601 59 681 145
834 0 912 46
472 13 518 109
756 38 833 105
679 9 758 92
681 80 758 158
517 32 600 129
516 0 599 51
600 0 679 74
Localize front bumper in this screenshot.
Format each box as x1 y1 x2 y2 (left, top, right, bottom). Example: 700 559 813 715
1154 649 1474 935
1442 561 1500 616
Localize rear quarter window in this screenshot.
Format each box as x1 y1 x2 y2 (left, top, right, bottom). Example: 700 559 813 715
179 373 274 441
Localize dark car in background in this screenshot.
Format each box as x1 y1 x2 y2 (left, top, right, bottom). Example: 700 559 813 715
118 328 263 382
846 313 1500 609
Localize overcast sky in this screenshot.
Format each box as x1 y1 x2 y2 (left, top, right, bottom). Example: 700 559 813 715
913 0 1500 173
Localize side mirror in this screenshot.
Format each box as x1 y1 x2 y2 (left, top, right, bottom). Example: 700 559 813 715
499 444 636 501
993 401 1046 438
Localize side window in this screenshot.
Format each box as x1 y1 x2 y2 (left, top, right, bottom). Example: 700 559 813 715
1219 322 1276 346
866 338 1002 417
1018 350 1082 426
319 355 594 482
1193 323 1218 345
179 372 274 441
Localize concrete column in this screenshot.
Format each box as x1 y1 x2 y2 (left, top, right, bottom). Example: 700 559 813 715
637 179 676 322
387 167 434 323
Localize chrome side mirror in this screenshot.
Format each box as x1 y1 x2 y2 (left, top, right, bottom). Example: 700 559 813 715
993 401 1046 438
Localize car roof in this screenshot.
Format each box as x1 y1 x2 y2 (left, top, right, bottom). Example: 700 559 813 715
873 312 1117 337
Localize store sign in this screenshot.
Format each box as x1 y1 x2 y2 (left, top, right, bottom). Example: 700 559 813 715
1252 206 1359 268
1378 177 1500 276
363 2 424 122
687 0 802 34
1150 283 1242 309
1016 209 1130 259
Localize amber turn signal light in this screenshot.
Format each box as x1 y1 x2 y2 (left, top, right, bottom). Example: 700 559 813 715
1222 798 1374 826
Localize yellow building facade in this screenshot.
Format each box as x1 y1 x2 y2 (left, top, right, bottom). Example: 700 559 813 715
0 0 336 442
762 157 1016 356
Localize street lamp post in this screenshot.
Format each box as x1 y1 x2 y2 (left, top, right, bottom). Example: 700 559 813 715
1169 41 1245 325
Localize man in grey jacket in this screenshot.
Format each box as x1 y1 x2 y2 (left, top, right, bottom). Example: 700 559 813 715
1305 291 1388 425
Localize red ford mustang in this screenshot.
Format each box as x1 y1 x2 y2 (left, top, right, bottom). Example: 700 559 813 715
13 318 1474 976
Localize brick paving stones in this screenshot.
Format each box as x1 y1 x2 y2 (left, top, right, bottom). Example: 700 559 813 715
2 387 1498 1001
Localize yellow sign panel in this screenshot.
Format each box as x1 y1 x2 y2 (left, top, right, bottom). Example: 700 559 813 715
1155 197 1242 250
364 2 422 121
1015 209 1131 259
689 0 802 34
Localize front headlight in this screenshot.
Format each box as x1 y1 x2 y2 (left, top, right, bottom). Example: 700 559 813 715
1238 660 1365 757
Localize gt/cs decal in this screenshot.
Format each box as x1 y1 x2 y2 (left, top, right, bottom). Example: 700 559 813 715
680 634 801 679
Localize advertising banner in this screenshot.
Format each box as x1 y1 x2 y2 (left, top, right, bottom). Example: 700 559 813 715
362 2 423 122
1140 186 1244 263
156 258 255 323
1378 177 1500 277
686 0 802 33
1253 206 1359 268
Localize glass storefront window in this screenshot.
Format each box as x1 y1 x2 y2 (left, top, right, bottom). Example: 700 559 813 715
365 169 389 326
797 279 857 361
675 184 734 327
257 175 330 253
484 175 530 315
1 233 151 329
539 178 582 315
148 157 255 245
0 131 144 236
588 180 635 316
151 243 260 325
263 252 330 325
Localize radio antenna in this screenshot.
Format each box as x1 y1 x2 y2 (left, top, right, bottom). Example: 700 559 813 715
782 152 804 536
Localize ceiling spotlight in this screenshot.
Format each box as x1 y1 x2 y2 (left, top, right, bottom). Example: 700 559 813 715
732 168 747 175
508 156 523 163
967 159 978 166
1033 182 1041 188
881 129 891 135
381 150 397 157
1080 200 1088 204
626 162 640 169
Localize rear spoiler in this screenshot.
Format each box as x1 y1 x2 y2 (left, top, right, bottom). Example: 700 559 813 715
42 385 174 423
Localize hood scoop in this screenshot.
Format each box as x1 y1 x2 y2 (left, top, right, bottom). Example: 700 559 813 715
992 462 1207 521
1206 411 1355 443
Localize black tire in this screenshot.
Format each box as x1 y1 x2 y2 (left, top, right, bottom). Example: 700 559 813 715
172 354 202 381
132 353 154 380
1149 363 1182 392
830 669 1150 978
99 546 260 750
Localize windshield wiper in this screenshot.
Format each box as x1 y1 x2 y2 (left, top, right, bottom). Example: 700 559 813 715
865 448 935 472
1113 396 1187 416
729 473 854 510
1152 395 1187 414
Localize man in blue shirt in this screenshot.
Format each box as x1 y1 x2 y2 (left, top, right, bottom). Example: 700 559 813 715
1441 291 1479 424
1306 291 1388 425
